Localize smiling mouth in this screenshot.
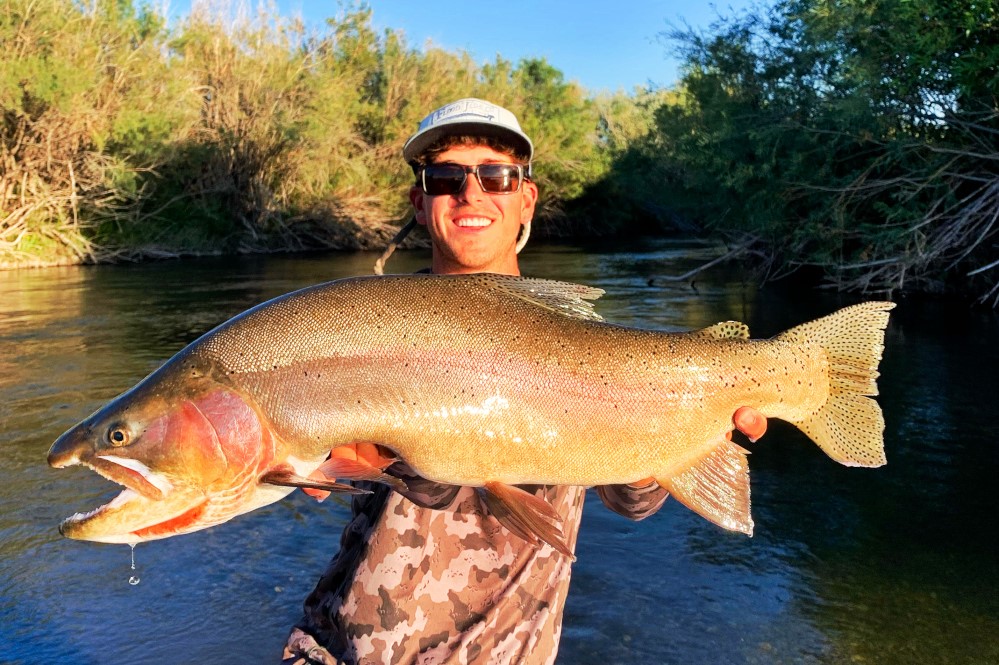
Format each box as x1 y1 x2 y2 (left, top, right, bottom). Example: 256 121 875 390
455 217 492 228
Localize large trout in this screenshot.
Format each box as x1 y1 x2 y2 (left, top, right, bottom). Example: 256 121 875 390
48 274 893 556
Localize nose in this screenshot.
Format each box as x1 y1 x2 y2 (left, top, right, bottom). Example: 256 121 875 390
455 171 488 203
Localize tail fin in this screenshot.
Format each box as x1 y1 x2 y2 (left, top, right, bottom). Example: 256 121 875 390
777 301 895 468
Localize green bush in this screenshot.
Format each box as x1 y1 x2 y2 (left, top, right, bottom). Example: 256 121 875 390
0 0 617 264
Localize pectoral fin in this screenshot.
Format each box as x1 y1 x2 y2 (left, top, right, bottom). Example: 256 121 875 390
260 464 372 496
479 482 575 560
318 456 409 494
656 437 754 535
272 443 408 500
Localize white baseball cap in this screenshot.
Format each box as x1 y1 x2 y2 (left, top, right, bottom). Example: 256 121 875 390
402 98 534 164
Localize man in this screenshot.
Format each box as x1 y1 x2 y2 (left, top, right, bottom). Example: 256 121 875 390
282 98 669 665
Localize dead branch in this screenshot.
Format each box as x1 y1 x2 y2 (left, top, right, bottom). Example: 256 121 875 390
649 236 761 285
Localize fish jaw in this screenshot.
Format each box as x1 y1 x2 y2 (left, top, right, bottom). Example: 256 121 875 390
58 485 207 545
48 370 284 543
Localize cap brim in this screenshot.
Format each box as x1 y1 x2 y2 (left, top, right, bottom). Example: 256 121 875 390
403 121 533 163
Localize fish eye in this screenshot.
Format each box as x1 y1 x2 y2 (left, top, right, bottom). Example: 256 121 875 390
107 426 130 447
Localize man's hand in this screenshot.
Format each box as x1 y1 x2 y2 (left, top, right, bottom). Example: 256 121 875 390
281 628 337 665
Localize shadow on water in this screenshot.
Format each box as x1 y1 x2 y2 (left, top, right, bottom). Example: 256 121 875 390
1 238 996 664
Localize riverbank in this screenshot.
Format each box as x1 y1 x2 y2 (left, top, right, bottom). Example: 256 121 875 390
6 221 992 310
0 211 430 272
4 0 997 304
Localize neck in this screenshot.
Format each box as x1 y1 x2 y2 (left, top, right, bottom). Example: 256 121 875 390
432 255 520 276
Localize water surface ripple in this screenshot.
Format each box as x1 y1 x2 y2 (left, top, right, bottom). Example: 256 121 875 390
1 241 996 664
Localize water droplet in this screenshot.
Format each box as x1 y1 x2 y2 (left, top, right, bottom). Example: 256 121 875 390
128 543 140 586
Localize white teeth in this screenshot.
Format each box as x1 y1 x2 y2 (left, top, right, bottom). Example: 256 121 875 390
65 489 140 524
100 455 174 494
456 217 491 228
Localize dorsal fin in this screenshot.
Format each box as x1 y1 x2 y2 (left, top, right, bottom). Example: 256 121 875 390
472 274 605 322
656 437 754 535
693 321 750 340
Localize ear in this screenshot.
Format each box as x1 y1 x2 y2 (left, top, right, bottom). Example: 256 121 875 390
409 186 428 225
520 180 539 221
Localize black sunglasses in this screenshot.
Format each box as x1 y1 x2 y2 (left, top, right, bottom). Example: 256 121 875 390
419 163 529 196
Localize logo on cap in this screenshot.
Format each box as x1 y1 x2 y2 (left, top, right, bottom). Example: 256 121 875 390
431 99 499 125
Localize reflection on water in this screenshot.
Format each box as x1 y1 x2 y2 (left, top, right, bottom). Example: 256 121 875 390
1 240 996 664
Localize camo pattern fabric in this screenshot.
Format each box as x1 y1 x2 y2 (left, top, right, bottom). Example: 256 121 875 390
284 465 668 665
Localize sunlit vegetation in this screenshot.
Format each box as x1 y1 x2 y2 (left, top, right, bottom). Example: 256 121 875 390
0 0 614 266
619 0 999 303
2 0 997 304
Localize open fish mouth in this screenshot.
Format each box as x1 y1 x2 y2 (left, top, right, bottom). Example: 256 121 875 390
60 487 143 533
58 455 175 538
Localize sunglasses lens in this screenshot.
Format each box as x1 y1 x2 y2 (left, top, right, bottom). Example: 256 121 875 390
422 164 466 195
421 163 524 195
477 164 522 193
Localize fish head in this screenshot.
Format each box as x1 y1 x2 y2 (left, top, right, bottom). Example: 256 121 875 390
47 363 285 544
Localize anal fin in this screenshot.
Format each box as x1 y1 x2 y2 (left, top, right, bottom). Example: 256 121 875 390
479 482 575 560
656 437 754 535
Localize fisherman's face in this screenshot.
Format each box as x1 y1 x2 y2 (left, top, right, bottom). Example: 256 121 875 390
410 144 538 276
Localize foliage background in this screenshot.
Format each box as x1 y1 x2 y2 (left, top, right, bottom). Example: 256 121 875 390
2 0 997 303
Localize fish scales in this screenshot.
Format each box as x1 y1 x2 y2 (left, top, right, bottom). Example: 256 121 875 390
195 274 829 487
47 272 893 549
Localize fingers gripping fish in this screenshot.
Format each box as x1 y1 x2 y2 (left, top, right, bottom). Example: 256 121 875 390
47 274 893 557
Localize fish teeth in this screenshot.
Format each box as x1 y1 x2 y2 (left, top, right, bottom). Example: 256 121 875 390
63 489 139 524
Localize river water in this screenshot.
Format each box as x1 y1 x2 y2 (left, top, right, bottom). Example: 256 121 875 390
1 239 996 664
